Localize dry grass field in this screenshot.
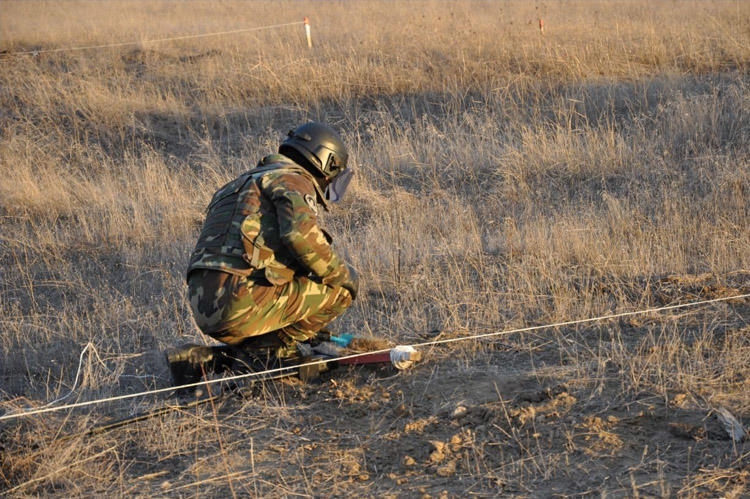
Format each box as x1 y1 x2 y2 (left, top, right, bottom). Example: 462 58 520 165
1 0 749 497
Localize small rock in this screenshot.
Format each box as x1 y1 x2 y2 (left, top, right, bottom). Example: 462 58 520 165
672 393 688 407
429 450 446 464
429 441 448 463
430 440 447 453
436 460 456 477
716 407 748 442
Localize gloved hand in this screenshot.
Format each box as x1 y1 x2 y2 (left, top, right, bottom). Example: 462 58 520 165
341 262 359 300
324 262 359 300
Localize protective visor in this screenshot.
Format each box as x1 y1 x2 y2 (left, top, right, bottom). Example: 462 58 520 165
325 168 353 203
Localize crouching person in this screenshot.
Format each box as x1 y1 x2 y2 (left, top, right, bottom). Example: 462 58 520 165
167 122 358 387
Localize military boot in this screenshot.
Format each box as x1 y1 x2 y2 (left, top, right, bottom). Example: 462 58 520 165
230 331 303 372
165 343 239 396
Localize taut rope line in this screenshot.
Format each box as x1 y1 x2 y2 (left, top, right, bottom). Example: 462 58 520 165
9 21 305 56
0 293 747 423
413 293 749 348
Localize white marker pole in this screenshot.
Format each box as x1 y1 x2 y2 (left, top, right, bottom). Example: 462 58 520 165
304 17 312 48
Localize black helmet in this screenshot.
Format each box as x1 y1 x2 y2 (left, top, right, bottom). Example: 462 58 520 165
279 122 349 181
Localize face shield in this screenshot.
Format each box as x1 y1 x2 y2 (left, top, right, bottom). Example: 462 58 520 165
325 168 353 203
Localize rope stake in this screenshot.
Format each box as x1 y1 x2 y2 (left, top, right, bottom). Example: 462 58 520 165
304 17 312 49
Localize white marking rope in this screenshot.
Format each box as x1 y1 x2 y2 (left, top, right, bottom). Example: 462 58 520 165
9 21 305 56
413 293 750 348
0 293 747 423
36 342 98 408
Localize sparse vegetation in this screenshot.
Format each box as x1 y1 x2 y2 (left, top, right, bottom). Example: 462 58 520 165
1 1 748 497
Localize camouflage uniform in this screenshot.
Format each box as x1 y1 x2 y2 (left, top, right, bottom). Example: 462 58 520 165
186 154 354 348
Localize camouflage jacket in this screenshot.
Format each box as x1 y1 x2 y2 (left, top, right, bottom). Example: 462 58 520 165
187 154 350 286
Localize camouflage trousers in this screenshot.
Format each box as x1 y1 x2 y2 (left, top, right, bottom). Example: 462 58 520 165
187 269 352 346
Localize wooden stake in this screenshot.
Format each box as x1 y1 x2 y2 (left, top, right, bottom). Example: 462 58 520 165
304 17 312 48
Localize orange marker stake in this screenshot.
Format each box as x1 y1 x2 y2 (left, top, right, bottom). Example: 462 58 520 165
539 18 544 35
304 17 312 48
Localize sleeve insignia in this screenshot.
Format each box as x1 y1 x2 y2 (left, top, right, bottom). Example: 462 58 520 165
304 193 319 216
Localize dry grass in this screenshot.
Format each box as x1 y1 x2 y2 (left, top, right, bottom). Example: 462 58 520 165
1 1 748 497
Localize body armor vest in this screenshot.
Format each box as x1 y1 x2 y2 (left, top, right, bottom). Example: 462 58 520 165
186 158 321 282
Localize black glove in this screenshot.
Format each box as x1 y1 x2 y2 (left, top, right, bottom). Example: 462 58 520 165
323 262 359 300
341 263 359 300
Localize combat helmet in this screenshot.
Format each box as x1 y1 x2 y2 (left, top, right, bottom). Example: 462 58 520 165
279 122 353 202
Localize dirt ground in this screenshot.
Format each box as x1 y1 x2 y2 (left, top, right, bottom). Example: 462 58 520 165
148 277 750 498
1 279 748 498
134 340 746 498
129 305 748 497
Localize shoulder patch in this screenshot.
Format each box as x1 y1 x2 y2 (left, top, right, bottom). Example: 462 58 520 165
304 193 319 216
